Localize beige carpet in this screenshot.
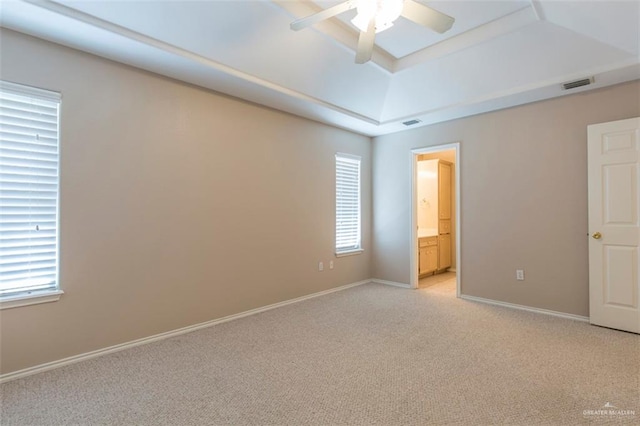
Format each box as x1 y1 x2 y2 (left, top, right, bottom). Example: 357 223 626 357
1 276 639 425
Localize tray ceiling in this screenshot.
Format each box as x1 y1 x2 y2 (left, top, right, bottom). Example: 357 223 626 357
0 0 638 136
312 0 533 59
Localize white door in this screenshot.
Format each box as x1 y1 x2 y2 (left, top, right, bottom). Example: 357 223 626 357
588 117 640 333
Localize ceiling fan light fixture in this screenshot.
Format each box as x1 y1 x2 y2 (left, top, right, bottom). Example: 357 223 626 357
351 0 404 33
289 0 454 64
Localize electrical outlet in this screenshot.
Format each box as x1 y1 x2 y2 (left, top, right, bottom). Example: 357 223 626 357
318 262 324 272
516 269 525 281
329 261 334 270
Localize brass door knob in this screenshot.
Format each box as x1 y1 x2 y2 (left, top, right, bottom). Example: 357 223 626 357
592 232 602 240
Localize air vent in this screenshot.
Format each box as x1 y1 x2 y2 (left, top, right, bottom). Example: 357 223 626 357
403 119 422 126
562 77 594 90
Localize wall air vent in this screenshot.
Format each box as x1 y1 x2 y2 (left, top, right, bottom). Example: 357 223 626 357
403 119 422 126
562 77 594 90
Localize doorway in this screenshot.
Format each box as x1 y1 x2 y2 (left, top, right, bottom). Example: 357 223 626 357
410 143 461 296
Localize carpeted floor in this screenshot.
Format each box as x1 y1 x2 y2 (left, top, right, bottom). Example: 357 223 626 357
1 275 638 425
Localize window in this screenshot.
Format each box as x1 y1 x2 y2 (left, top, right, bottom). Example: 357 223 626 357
0 81 62 308
335 153 362 256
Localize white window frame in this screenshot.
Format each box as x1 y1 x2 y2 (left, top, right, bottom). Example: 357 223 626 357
0 81 63 310
335 152 363 257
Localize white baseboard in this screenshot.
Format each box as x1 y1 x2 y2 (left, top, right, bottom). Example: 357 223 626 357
0 279 371 384
371 278 411 289
447 268 457 273
460 294 589 322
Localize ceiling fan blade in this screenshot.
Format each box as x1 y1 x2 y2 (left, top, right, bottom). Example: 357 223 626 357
355 16 376 64
290 0 357 31
401 0 455 34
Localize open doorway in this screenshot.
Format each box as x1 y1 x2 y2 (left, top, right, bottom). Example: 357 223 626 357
410 143 461 296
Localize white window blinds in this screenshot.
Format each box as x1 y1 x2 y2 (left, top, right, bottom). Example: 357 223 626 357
0 81 61 298
335 153 361 254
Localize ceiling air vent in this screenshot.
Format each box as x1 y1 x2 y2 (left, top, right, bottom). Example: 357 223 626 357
403 119 422 126
562 77 594 90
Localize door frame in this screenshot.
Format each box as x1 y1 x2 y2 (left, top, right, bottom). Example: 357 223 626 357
410 142 461 295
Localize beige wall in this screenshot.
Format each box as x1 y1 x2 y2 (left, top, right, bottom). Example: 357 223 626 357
0 29 372 374
373 80 640 316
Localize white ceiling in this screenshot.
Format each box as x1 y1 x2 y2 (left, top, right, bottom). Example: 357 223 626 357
317 0 533 58
0 0 638 136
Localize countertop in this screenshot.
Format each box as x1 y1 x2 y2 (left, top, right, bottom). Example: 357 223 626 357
418 228 438 238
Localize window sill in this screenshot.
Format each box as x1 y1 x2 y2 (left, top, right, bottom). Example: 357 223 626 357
335 249 364 258
0 290 64 310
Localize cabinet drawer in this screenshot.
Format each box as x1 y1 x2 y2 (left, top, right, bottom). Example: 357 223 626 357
419 236 438 247
439 220 451 234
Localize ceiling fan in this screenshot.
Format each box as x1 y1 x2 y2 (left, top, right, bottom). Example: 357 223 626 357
290 0 455 64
